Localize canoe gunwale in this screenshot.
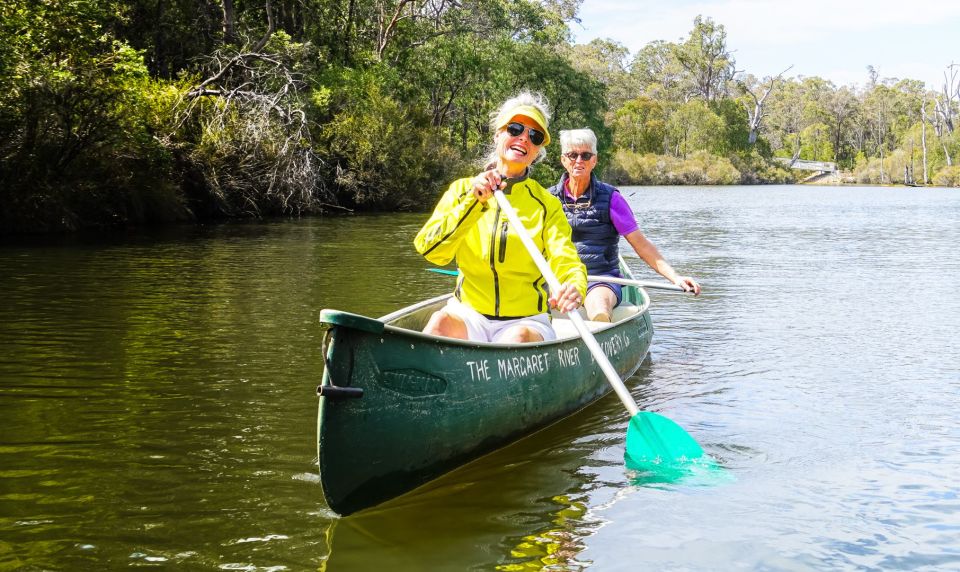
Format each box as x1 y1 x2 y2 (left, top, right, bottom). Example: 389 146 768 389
369 290 651 351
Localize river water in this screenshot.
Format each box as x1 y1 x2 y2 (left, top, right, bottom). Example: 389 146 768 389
1 185 958 570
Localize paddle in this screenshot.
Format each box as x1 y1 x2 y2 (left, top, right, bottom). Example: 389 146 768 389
426 267 690 293
492 187 704 467
586 275 688 292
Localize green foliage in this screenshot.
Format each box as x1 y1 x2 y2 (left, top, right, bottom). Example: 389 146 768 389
318 67 469 210
853 149 912 184
665 100 725 157
611 97 666 154
672 15 735 102
711 98 751 153
607 150 741 185
730 151 795 184
799 123 834 161
932 165 960 187
4 3 957 232
0 0 186 231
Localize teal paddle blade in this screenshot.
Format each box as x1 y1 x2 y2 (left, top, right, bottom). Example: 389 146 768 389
624 411 704 470
426 268 459 276
628 455 732 487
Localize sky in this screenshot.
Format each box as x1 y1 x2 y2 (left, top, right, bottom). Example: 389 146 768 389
570 0 960 90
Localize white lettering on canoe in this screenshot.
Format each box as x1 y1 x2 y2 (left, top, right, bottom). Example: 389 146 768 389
466 360 491 382
496 352 550 381
557 346 580 368
599 332 631 358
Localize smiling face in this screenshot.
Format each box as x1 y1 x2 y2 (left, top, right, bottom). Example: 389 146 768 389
561 146 597 181
496 115 543 173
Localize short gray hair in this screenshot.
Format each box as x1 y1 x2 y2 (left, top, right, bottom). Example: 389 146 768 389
482 91 551 168
559 129 598 154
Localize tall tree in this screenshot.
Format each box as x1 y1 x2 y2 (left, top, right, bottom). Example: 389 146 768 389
673 15 736 102
738 65 793 145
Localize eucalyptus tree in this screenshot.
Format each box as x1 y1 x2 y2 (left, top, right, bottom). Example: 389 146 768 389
861 82 900 182
665 100 725 157
737 66 793 145
932 64 958 166
763 79 805 158
799 123 833 162
628 40 686 103
566 38 635 109
672 15 736 102
822 86 858 165
934 63 957 134
610 96 667 154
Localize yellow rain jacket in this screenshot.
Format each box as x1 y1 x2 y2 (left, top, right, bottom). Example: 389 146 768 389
415 174 587 318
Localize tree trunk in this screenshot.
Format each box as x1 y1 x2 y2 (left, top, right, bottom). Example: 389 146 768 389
921 99 929 184
222 0 236 45
879 147 885 184
343 0 355 63
741 66 791 146
154 0 167 77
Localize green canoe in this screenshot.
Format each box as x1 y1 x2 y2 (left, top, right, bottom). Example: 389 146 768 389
316 275 654 516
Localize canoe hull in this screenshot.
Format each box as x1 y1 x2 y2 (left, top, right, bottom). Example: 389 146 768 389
317 290 652 515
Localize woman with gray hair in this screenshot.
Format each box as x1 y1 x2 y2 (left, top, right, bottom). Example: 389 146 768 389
414 93 587 343
548 128 701 322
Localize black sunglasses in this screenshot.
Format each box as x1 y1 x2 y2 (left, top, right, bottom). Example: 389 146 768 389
505 122 546 146
563 151 595 161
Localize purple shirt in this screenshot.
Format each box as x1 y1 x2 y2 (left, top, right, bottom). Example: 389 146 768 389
563 184 638 236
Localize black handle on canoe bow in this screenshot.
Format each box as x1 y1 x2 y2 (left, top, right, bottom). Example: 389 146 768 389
317 385 364 400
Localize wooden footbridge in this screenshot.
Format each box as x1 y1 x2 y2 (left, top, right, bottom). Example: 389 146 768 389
774 158 837 172
775 158 838 183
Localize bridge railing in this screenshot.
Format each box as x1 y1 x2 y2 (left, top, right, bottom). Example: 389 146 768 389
774 158 837 172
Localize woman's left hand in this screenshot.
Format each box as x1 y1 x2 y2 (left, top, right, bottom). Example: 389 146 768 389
674 276 702 296
550 282 583 312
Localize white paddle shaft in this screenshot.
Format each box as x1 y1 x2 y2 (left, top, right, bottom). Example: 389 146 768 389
492 190 640 417
587 275 686 292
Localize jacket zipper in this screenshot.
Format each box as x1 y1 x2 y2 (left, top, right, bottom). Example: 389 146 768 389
489 207 501 316
498 220 509 263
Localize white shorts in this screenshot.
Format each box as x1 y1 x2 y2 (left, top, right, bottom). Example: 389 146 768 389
443 298 556 343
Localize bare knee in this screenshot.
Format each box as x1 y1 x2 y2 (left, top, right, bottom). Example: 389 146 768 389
585 288 615 322
423 310 468 339
498 326 544 343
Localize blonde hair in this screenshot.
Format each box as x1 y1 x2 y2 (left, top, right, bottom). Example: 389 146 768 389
482 91 552 168
559 129 598 154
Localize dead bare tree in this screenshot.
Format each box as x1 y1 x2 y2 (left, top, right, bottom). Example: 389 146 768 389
175 0 333 214
739 65 793 145
934 63 957 133
921 98 929 184
932 63 958 168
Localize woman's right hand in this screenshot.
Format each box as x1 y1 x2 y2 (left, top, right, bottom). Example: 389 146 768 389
472 169 504 204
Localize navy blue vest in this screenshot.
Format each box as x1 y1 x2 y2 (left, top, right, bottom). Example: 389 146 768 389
548 174 621 276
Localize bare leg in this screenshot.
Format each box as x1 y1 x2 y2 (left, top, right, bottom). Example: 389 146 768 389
497 325 545 343
422 310 469 340
584 286 617 322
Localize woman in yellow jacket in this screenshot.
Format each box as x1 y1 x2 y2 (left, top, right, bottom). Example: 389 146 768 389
415 92 586 343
